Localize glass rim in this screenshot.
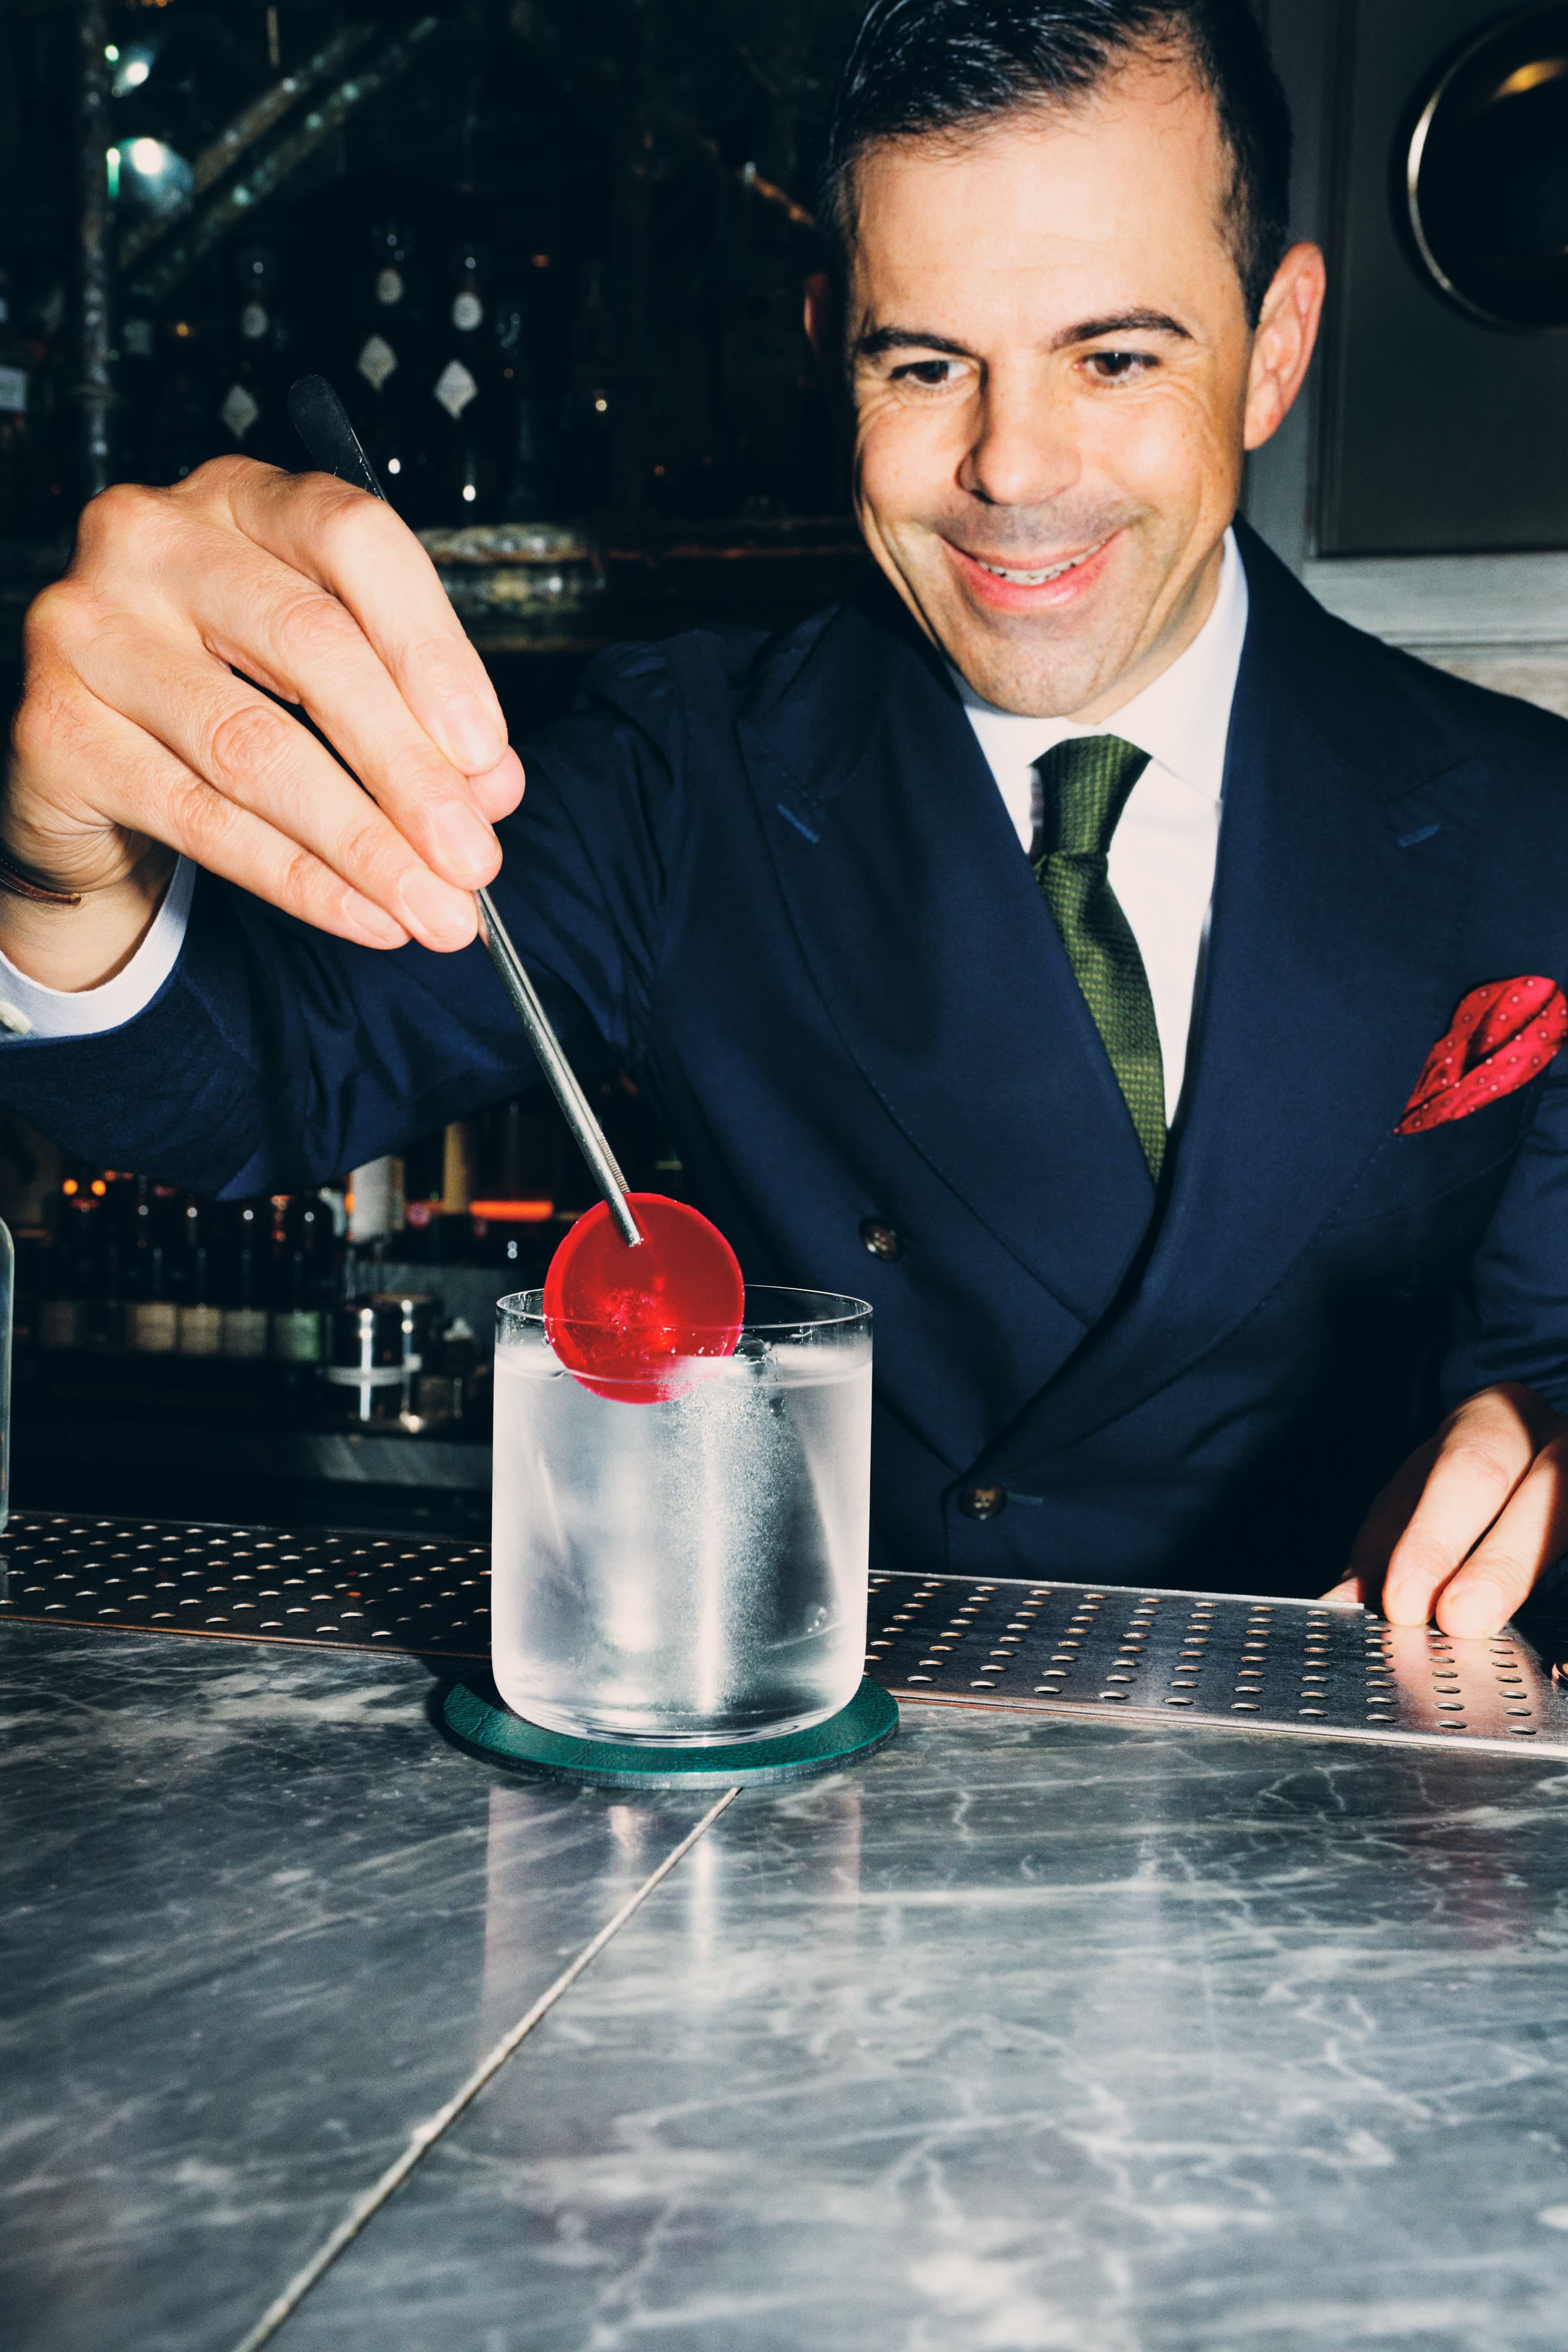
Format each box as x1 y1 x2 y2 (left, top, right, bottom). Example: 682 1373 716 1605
496 1281 871 1336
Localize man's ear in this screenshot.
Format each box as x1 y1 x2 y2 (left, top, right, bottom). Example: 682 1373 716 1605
1243 240 1328 453
804 271 853 436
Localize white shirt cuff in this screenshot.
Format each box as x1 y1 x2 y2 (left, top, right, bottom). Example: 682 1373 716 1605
0 856 195 1040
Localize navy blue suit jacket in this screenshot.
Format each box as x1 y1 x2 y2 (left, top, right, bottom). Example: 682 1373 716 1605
11 522 1568 1592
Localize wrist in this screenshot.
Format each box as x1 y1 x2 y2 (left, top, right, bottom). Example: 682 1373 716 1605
0 844 178 994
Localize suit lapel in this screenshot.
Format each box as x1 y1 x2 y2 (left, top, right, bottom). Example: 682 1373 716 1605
978 528 1489 1472
737 591 1156 1332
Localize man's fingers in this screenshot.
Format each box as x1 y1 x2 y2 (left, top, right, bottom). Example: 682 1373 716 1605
1318 1578 1362 1605
1433 1439 1568 1637
1346 1442 1437 1602
71 619 477 951
32 684 410 950
159 529 507 896
225 467 512 780
1380 1395 1540 1626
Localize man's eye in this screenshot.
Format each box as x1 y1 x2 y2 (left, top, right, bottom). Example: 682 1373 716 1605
1086 350 1155 381
891 360 955 387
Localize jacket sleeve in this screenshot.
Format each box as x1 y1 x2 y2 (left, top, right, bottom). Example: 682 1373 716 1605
0 639 690 1197
1438 1063 1568 1415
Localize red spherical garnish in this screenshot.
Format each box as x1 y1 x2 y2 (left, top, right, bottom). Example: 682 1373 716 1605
542 1193 744 1402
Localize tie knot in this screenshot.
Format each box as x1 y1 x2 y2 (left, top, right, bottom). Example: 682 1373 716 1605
1033 735 1151 861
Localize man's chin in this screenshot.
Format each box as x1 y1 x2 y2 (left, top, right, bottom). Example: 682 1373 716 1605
887 536 1143 716
931 605 1132 718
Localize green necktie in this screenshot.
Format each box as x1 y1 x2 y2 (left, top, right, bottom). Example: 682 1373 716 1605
1032 735 1167 1184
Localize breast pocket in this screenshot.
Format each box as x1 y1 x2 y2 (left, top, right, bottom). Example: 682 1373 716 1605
1328 1091 1532 1235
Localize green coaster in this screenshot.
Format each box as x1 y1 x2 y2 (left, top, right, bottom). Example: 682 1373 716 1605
442 1675 898 1790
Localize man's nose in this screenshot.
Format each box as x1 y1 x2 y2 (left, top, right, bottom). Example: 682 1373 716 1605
958 367 1079 510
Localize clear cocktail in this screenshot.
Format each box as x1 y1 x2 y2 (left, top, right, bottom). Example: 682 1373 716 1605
491 1285 872 1744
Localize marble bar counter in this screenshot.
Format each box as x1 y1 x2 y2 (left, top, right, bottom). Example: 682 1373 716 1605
6 1603 1568 2352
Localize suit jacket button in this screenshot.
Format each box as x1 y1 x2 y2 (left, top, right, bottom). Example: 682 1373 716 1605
958 1484 1008 1522
859 1218 903 1262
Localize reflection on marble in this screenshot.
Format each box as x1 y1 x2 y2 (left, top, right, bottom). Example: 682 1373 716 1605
0 1627 716 2352
292 1709 1568 2352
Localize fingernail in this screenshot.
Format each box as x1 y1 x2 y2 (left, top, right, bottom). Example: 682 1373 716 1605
1442 1583 1505 1639
470 746 526 820
399 863 472 944
355 905 408 949
444 692 506 773
434 799 498 885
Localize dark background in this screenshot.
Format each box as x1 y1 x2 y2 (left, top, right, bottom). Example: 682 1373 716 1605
0 0 864 526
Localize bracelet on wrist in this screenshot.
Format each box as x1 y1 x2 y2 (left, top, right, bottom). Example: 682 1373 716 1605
0 845 83 907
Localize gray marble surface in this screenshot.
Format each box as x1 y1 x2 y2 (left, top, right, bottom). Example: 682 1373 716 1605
9 1628 1568 2352
0 1625 714 2352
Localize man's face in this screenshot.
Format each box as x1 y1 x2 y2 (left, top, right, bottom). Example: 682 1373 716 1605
835 63 1291 719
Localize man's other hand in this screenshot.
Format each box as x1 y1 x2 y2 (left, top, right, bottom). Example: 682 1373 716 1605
1323 1384 1568 1635
3 458 524 991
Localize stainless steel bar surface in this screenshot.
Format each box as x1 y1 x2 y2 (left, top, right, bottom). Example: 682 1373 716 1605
864 1569 1564 1756
4 1512 1566 1758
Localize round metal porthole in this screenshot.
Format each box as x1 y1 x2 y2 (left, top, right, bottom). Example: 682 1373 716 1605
1402 2 1568 328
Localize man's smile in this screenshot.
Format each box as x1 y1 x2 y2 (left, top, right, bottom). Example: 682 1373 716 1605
944 532 1120 612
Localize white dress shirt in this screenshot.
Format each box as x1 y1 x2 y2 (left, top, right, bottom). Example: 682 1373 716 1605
954 527 1249 1123
0 532 1248 1092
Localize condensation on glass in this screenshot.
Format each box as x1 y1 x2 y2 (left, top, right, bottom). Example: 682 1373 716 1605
491 1285 871 1745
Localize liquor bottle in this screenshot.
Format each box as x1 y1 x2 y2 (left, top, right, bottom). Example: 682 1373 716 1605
270 1192 332 1364
417 240 513 524
125 1178 179 1353
175 1195 223 1357
84 1172 132 1349
347 210 421 513
347 1155 403 1251
496 283 556 518
414 1314 479 1426
212 242 294 471
220 1196 271 1360
40 1171 86 1351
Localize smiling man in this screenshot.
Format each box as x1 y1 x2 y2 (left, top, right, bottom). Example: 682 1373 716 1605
5 0 1568 1631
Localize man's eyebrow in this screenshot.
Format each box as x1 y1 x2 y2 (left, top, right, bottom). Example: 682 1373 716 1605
1052 309 1193 349
854 326 976 361
854 311 1195 362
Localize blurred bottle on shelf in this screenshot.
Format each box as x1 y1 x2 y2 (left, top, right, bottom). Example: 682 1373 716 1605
271 1191 332 1364
220 1196 272 1359
125 1178 180 1353
39 1171 87 1350
84 1172 132 1348
419 240 513 525
347 1154 403 1252
213 242 295 470
412 1314 479 1427
347 208 422 515
176 1195 223 1357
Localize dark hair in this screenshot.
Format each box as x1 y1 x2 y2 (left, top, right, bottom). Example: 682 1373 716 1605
820 0 1293 324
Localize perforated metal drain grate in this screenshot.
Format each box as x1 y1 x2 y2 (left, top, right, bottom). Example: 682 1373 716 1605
864 1572 1568 1755
4 1515 1567 1756
0 1512 491 1657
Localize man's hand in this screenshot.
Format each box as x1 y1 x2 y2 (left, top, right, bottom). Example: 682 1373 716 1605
1325 1384 1568 1635
3 457 524 991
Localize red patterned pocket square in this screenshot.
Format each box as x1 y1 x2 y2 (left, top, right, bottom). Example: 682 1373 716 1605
1396 976 1568 1135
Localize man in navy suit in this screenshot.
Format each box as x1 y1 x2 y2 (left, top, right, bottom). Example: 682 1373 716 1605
4 0 1568 1628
